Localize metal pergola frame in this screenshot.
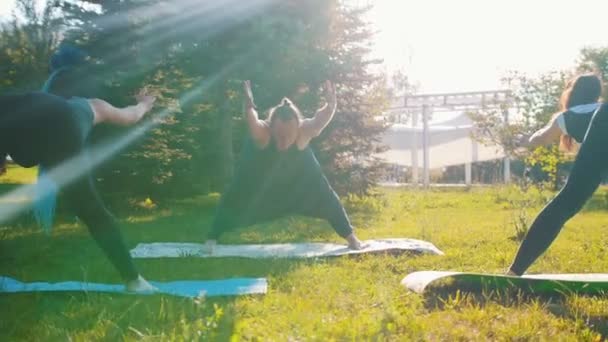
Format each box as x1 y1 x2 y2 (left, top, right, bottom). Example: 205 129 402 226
386 90 513 187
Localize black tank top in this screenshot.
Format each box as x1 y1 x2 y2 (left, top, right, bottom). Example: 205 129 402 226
558 103 601 143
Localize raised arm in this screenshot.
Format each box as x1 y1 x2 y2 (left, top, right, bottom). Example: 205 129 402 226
242 80 270 146
300 80 337 141
89 91 156 126
525 113 563 148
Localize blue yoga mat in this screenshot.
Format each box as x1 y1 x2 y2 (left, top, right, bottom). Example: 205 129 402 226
0 276 267 298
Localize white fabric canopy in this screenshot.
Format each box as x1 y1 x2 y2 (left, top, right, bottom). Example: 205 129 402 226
377 113 505 169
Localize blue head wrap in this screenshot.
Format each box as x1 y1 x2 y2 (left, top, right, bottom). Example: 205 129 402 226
50 44 89 71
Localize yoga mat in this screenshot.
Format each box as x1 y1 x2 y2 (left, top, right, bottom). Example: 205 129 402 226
402 271 608 295
0 276 268 298
131 238 444 259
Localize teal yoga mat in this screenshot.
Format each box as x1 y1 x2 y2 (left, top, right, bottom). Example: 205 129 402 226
0 276 268 298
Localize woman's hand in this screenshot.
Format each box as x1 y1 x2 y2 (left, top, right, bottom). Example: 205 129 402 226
243 80 256 109
322 80 336 106
135 89 156 114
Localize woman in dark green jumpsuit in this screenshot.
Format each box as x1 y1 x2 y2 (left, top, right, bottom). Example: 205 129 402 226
205 80 364 251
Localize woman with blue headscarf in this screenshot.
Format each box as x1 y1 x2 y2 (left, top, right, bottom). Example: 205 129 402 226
35 44 96 231
0 45 157 292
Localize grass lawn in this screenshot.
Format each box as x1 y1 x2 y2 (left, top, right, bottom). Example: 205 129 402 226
1 168 607 340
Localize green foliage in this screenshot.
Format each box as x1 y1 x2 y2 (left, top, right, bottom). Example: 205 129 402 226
467 106 523 157
469 46 608 190
0 0 62 92
577 46 608 88
469 70 573 189
0 1 389 198
0 163 37 185
491 184 554 241
525 145 564 188
313 4 390 195
342 191 387 215
510 207 530 242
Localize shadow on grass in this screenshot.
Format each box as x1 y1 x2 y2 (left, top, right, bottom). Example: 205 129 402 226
582 191 608 213
421 279 608 338
0 291 245 341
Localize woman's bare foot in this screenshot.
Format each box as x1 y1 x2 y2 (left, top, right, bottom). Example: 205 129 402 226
506 269 519 277
204 239 217 255
346 234 366 250
126 275 158 293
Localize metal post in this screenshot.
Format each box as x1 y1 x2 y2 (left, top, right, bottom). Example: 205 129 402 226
503 107 511 184
411 111 419 186
422 104 430 188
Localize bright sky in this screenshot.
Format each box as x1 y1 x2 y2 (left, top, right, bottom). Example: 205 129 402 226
2 0 608 94
369 0 608 93
0 1 14 19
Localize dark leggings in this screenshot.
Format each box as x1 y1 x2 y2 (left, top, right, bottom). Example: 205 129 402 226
293 181 354 238
209 177 354 240
62 173 138 281
509 104 608 275
0 92 138 281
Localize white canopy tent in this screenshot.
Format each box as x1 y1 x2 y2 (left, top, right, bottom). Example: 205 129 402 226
377 90 512 187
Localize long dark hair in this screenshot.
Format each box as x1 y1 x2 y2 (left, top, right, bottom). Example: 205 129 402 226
560 73 602 109
556 73 603 151
266 98 304 126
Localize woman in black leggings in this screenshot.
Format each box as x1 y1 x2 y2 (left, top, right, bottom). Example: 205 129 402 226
0 70 156 291
508 74 607 275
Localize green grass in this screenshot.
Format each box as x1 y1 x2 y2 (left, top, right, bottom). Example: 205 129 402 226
0 164 37 207
0 164 37 186
1 179 607 340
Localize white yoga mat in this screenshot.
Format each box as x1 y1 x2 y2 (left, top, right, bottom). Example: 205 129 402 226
130 238 444 259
